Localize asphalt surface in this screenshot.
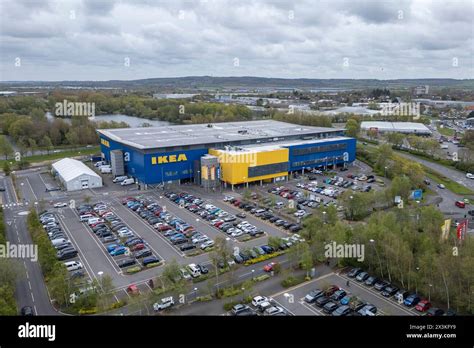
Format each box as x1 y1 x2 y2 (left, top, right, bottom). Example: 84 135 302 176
1 173 59 315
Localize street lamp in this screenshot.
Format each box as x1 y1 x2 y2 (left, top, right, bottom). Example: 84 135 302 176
322 211 327 224
349 196 354 220
241 287 245 302
428 284 433 302
369 239 384 278
193 287 198 300
251 269 255 280
384 166 388 178
415 267 420 293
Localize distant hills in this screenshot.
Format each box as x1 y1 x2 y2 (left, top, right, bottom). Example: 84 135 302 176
2 76 473 91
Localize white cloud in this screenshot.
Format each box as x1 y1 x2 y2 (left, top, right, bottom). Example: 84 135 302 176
0 0 472 81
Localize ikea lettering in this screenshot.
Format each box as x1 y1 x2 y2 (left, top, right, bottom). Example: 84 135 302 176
152 154 188 164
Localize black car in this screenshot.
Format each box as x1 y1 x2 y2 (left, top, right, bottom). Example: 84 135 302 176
426 308 445 316
57 249 78 260
269 216 279 223
282 222 292 229
315 296 331 307
143 256 160 266
180 243 196 251
364 276 378 286
381 286 399 297
331 289 347 301
118 258 136 268
21 306 34 316
347 268 362 278
197 264 208 274
134 248 152 259
304 289 324 303
323 301 339 314
374 280 390 291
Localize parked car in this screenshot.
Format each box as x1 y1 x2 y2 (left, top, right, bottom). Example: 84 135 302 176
322 301 339 314
404 293 421 307
153 297 174 311
415 299 431 312
347 268 362 278
332 305 352 316
355 271 369 282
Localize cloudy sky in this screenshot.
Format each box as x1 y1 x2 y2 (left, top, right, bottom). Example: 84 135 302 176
0 0 473 81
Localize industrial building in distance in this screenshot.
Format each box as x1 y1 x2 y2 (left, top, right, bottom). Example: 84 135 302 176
97 120 356 188
360 121 432 136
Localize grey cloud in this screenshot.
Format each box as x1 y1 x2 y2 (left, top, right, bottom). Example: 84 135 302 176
0 0 472 81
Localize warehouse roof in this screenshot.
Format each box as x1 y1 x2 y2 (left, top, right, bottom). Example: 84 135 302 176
97 120 343 150
52 158 101 182
213 136 354 154
361 121 431 134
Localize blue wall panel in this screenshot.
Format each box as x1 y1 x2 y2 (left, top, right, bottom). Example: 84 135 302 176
286 138 356 171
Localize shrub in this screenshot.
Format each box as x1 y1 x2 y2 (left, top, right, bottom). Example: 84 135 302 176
125 266 142 274
78 307 98 315
196 295 213 302
253 274 270 282
281 275 306 288
244 251 284 266
109 301 126 310
145 262 161 268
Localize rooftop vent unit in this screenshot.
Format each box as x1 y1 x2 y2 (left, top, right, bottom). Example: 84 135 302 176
238 130 248 134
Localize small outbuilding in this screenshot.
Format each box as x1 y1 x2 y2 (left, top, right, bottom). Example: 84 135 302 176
51 158 102 191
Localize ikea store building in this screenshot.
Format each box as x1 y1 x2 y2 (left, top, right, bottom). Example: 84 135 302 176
97 120 356 189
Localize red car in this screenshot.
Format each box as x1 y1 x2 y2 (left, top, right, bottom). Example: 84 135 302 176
126 284 140 295
324 285 340 296
121 197 135 205
233 200 241 206
263 262 277 272
130 243 145 251
455 201 466 208
415 299 431 312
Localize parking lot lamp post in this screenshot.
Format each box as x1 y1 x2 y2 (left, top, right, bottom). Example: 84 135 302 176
349 196 354 220
428 284 432 302
384 166 388 178
98 271 104 290
251 269 255 280
415 267 420 293
322 211 327 224
241 287 245 302
193 287 198 301
369 239 384 279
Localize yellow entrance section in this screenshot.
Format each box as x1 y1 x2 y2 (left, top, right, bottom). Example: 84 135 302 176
209 147 289 185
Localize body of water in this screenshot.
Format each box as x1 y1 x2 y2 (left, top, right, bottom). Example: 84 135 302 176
46 113 171 128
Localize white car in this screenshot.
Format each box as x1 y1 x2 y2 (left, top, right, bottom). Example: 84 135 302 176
231 229 244 237
118 230 134 238
200 240 215 250
467 173 474 179
252 296 269 307
153 296 174 311
192 236 209 244
180 268 191 280
53 202 68 208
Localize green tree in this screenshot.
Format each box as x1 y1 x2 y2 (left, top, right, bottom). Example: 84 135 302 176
2 161 11 176
345 118 360 138
0 135 13 160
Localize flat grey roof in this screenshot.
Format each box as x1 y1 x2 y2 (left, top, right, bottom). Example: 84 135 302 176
98 120 343 150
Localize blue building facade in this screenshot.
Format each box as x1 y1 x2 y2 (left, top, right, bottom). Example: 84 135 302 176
99 135 357 185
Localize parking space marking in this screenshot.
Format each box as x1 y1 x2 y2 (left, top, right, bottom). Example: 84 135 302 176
59 209 122 280
335 273 416 316
298 299 323 316
269 297 295 316
112 197 185 257
105 205 166 262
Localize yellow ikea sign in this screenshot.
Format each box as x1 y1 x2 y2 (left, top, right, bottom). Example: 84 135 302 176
152 154 187 165
101 138 110 147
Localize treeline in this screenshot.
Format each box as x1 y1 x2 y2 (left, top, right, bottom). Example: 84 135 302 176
27 209 115 314
0 208 19 315
301 204 474 313
45 92 253 124
0 112 128 159
271 111 333 127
